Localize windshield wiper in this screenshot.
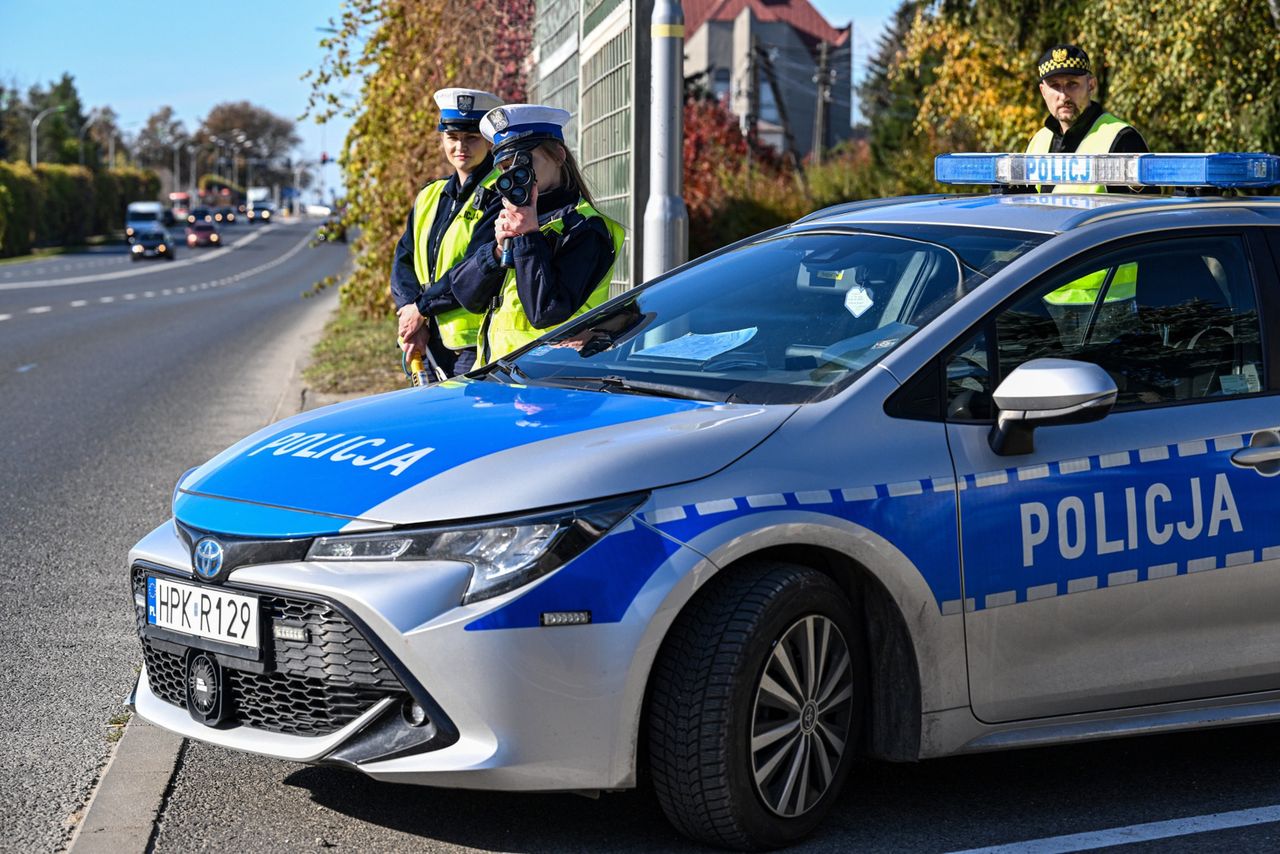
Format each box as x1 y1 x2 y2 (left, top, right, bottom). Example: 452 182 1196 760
488 358 530 384
541 374 730 402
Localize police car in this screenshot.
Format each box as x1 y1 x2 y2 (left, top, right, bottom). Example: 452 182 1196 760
128 153 1280 849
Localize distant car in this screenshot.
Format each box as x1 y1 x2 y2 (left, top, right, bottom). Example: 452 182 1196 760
213 206 237 225
125 200 165 242
130 228 176 261
247 201 276 224
185 222 221 248
187 207 214 225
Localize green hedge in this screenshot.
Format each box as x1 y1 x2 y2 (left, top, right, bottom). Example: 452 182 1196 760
0 162 42 257
0 163 161 257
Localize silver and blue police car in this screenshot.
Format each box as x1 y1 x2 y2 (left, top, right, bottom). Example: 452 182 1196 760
129 152 1280 849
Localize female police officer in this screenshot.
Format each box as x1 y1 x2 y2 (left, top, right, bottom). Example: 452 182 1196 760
390 88 505 376
447 104 625 365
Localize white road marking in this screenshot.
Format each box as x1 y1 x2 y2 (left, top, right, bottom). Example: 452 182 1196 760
16 363 37 372
27 305 52 313
70 299 88 307
99 296 115 303
944 803 1280 854
0 314 11 321
123 293 136 300
0 226 274 290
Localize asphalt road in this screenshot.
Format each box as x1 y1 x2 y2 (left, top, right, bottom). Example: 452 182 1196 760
0 219 348 852
146 716 1280 853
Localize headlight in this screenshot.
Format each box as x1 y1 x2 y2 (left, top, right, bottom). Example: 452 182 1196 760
211 234 219 242
158 244 166 252
306 494 645 604
131 244 143 253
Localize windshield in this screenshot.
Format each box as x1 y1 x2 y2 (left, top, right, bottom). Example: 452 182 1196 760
503 227 1045 404
130 211 159 222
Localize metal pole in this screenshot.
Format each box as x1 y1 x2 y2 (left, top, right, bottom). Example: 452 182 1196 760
172 142 181 193
642 0 688 281
30 105 64 168
78 110 100 167
812 41 830 165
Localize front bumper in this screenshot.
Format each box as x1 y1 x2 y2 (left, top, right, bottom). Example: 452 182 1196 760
127 512 701 791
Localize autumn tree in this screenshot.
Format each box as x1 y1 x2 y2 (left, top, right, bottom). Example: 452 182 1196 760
133 106 188 169
196 101 301 188
305 0 533 317
891 0 1280 170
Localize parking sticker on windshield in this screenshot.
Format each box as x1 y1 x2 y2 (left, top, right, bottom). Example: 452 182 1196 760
636 328 757 361
844 286 874 318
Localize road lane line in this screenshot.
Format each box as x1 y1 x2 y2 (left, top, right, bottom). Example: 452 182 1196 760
70 299 88 307
0 313 11 321
945 804 1280 854
16 363 36 373
99 296 115 303
0 225 275 290
28 305 52 313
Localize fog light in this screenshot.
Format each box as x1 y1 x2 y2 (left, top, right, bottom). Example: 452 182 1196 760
404 700 428 727
540 611 592 627
272 622 307 642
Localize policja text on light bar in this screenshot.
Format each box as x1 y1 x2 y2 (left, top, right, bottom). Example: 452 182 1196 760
934 152 1280 189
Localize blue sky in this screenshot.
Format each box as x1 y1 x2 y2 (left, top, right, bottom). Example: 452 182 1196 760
0 0 892 190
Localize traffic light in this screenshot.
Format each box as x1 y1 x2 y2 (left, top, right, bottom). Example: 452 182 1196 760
320 151 329 165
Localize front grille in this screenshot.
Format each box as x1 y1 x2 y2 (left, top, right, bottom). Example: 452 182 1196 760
132 565 407 736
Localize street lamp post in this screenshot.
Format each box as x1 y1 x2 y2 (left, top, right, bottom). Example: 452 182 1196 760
77 109 101 166
30 105 66 168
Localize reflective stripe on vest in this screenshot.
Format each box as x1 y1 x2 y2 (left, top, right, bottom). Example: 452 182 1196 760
1025 112 1132 194
481 199 625 364
410 167 500 350
1043 261 1138 306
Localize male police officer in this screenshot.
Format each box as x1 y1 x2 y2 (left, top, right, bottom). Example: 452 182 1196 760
1028 44 1148 192
391 88 504 377
1028 45 1149 325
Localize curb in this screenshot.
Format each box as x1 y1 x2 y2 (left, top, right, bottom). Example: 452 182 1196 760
69 267 346 854
65 721 184 853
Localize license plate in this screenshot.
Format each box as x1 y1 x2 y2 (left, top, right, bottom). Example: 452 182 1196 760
147 576 259 649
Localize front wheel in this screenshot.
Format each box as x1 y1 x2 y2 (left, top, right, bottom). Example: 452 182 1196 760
648 562 864 850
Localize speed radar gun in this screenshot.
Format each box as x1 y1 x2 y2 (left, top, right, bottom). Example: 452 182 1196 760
398 337 448 387
496 151 535 268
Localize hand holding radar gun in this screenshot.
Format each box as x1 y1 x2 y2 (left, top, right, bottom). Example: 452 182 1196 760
399 337 448 387
496 151 535 268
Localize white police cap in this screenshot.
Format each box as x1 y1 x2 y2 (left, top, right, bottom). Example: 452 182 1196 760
433 88 503 131
480 104 571 158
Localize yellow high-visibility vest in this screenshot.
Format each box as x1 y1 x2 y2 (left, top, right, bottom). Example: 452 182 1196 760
1025 112 1132 194
410 167 500 350
480 199 625 364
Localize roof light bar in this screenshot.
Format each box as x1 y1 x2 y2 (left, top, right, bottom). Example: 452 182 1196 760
934 153 1280 189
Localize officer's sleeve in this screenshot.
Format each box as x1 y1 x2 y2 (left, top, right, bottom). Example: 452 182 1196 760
1107 127 1155 193
390 210 422 310
418 192 504 317
510 215 615 329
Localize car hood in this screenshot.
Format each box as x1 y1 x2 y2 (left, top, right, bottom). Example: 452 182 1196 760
174 379 796 537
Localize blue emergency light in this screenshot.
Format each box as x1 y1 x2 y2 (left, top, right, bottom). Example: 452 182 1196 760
934 153 1280 189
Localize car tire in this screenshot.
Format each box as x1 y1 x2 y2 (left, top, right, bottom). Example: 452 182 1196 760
648 561 864 850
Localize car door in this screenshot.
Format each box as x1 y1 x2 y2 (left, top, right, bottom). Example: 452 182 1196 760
943 230 1280 723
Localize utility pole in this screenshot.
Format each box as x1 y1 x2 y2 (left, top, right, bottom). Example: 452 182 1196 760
756 44 808 196
812 41 830 165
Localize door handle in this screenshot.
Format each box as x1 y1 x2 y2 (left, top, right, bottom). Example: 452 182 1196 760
1232 446 1280 467
1232 430 1280 476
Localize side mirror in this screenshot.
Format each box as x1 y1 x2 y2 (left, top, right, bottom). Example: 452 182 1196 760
989 358 1117 456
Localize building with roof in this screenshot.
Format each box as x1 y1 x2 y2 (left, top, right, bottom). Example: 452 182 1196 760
683 0 852 158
